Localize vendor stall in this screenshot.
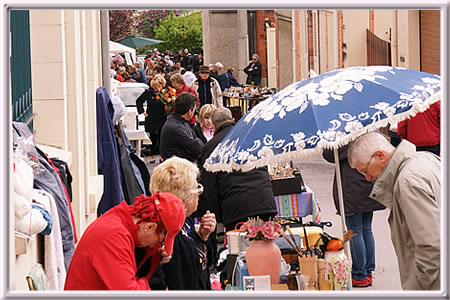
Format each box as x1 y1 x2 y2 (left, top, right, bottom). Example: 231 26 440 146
222 86 275 120
220 163 351 291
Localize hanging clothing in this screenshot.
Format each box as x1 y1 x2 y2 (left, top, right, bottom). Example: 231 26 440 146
116 136 144 204
117 124 150 196
32 189 66 290
13 122 75 271
50 158 73 203
47 157 78 243
96 87 124 215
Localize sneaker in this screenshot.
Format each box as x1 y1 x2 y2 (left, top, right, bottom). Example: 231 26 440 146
352 277 370 288
367 275 373 286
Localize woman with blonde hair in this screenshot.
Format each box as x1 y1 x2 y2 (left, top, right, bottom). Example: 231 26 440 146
143 157 217 290
136 74 167 163
193 104 217 143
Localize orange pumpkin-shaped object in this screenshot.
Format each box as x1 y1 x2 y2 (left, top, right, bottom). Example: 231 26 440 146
326 238 344 251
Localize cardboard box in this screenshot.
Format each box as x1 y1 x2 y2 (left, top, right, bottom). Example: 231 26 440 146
271 283 289 290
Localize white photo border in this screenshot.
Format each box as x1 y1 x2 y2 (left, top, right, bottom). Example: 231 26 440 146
1 0 448 299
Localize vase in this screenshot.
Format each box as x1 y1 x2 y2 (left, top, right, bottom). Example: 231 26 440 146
245 239 281 284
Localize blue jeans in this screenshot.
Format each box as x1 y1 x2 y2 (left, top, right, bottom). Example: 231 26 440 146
345 212 375 280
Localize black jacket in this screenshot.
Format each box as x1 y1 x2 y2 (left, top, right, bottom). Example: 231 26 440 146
322 145 385 216
193 122 208 144
162 217 212 290
135 88 167 134
143 217 212 290
244 60 262 85
200 122 277 227
159 113 204 162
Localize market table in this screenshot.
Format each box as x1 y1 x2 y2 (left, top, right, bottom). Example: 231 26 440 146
223 95 268 120
123 129 151 157
274 185 321 224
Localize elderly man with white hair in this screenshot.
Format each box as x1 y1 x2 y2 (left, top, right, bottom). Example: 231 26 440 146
347 131 440 290
209 62 223 90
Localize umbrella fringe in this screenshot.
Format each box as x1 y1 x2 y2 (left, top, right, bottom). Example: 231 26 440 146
204 91 441 173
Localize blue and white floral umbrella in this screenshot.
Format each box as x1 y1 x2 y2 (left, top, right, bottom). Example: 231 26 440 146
204 66 440 283
204 66 441 173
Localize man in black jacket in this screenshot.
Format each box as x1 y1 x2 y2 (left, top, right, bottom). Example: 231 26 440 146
199 107 277 231
159 92 204 163
244 53 262 86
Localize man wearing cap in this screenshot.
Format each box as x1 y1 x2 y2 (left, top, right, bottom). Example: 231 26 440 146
64 192 185 290
190 65 223 109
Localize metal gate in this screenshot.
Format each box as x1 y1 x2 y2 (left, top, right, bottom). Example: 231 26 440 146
10 10 33 129
366 28 392 66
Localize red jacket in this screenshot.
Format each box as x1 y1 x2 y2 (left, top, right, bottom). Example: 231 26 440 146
397 100 440 147
64 201 160 290
175 82 200 106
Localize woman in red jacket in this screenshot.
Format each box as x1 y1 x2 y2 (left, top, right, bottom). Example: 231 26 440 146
64 192 185 290
170 73 199 125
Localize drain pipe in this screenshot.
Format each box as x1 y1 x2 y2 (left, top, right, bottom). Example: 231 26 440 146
100 10 111 96
333 10 339 70
292 9 297 82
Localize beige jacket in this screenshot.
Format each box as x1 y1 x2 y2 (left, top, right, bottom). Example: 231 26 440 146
371 140 440 290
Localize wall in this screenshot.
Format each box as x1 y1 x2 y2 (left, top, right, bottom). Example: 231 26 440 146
342 10 369 67
202 10 242 81
396 10 420 70
12 9 103 290
30 11 68 149
275 10 293 89
318 10 338 74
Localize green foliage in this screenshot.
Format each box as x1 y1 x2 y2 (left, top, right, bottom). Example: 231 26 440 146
153 11 203 53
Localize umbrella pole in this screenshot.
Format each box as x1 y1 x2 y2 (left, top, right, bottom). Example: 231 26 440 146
333 148 353 288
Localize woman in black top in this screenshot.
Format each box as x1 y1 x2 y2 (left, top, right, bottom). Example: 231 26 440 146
146 157 217 290
136 74 167 163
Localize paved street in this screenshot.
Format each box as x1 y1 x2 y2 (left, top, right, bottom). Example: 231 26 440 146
145 152 402 291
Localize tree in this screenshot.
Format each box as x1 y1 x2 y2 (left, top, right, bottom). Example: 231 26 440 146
109 10 136 41
153 11 203 53
135 10 183 39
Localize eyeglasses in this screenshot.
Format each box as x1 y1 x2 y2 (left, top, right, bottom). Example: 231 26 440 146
199 72 209 74
191 183 204 195
359 153 375 176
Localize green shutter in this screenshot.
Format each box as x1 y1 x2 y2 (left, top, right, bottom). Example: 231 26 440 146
10 10 33 131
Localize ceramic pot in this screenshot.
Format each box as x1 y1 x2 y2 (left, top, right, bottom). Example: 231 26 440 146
245 239 281 284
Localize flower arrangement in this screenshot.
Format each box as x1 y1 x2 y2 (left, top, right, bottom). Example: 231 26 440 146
239 217 282 241
156 86 177 110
